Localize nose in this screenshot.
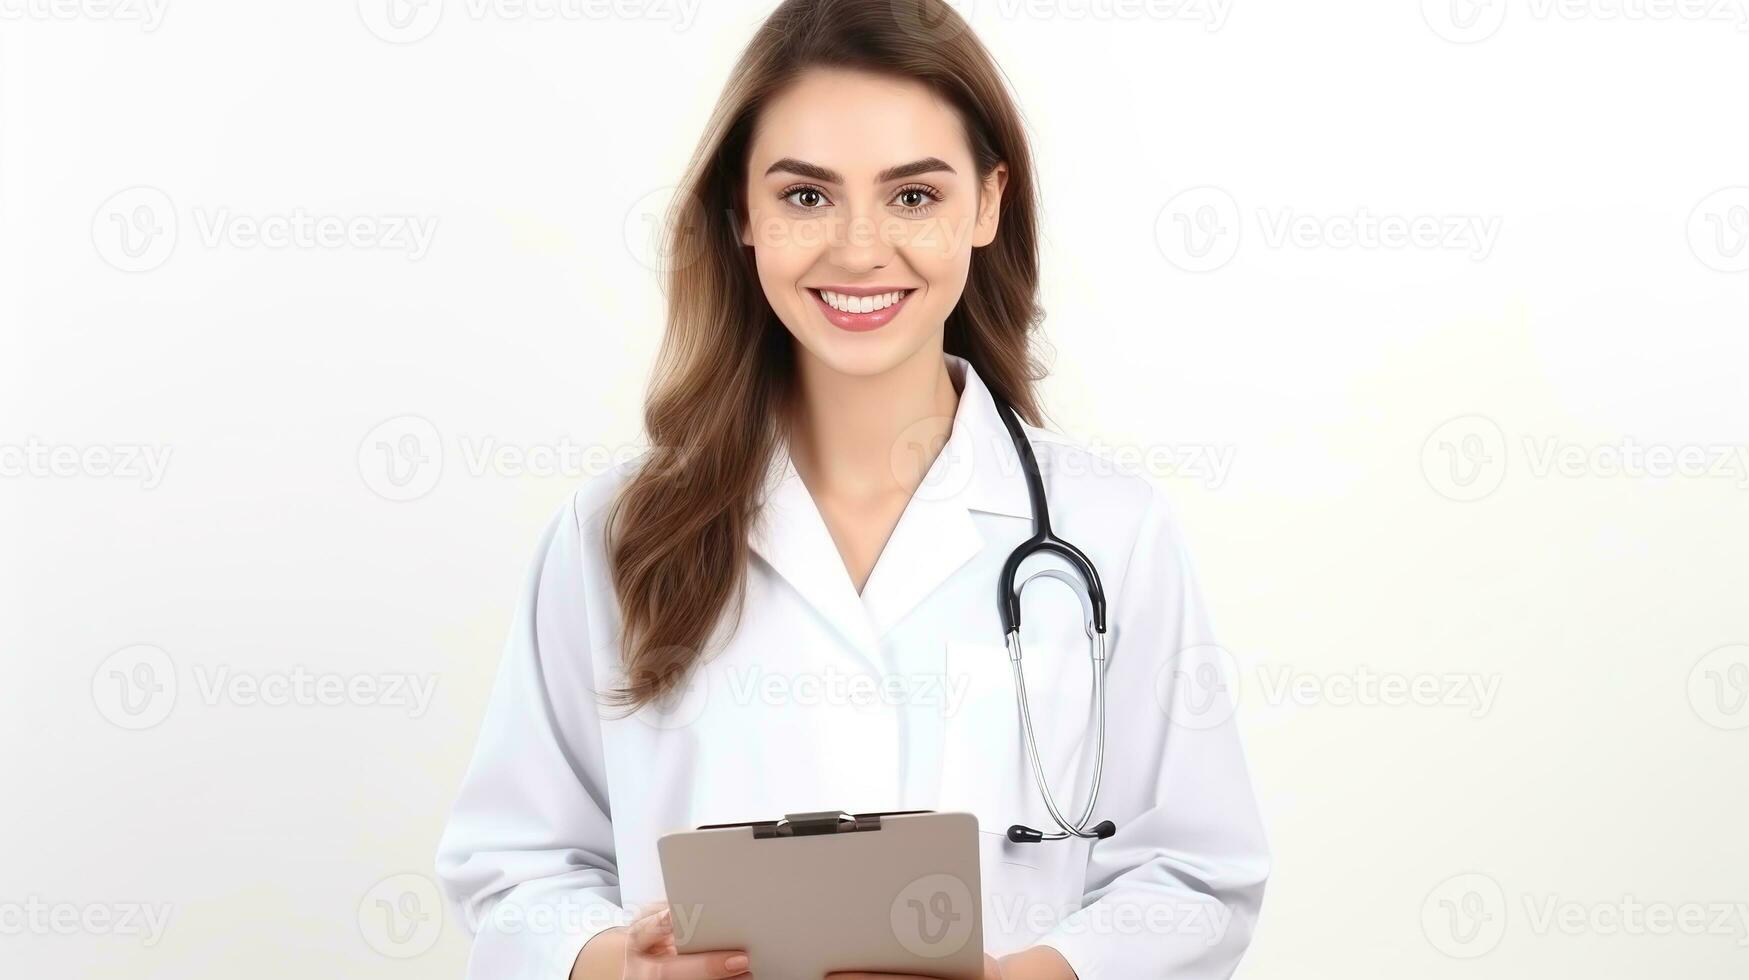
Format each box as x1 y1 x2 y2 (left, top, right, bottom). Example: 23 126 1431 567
826 193 896 273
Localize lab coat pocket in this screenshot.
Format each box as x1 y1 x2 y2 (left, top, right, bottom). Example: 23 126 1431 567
939 639 1096 950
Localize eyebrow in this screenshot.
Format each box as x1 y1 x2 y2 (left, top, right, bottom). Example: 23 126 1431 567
762 156 957 185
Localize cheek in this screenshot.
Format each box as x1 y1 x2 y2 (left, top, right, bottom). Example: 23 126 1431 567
748 212 825 289
901 216 975 289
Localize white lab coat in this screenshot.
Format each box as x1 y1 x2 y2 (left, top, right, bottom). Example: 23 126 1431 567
435 353 1269 979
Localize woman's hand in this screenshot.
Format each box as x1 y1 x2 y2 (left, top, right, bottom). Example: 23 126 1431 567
571 902 750 980
825 952 1004 980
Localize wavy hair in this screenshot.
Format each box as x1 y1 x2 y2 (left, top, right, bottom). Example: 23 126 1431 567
600 0 1047 712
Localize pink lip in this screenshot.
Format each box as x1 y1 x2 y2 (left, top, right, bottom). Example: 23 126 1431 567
808 287 915 333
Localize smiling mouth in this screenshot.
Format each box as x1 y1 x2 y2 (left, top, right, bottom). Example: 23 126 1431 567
806 287 918 333
809 288 915 314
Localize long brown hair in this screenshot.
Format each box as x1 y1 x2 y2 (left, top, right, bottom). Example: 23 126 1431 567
601 0 1047 712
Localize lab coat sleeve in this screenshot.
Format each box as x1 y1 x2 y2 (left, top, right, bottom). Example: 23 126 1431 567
1035 483 1270 980
435 492 631 980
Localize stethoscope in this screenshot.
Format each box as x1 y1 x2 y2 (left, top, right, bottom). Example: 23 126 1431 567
988 391 1118 845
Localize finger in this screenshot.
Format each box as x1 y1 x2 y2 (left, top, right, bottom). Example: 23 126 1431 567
625 906 674 952
642 949 751 980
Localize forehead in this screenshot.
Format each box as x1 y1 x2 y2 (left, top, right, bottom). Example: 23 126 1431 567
748 68 971 179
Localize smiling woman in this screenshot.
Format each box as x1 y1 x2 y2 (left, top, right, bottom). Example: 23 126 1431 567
434 1 1268 978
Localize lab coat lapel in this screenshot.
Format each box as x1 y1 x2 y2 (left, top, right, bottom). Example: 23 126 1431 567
859 355 1034 638
747 448 883 660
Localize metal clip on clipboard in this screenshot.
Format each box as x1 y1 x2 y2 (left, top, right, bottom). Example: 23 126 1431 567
696 808 933 839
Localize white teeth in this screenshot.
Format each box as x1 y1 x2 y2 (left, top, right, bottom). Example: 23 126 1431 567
819 289 907 314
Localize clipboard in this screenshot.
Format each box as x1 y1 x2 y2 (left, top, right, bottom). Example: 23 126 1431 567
657 809 984 980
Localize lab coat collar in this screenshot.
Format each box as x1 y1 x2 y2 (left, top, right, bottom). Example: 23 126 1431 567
748 353 1035 657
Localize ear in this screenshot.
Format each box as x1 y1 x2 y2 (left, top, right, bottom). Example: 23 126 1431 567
971 162 1009 248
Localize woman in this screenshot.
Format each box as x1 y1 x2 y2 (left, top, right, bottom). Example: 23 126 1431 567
435 0 1269 977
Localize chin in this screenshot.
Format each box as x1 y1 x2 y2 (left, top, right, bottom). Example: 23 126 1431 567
798 327 931 379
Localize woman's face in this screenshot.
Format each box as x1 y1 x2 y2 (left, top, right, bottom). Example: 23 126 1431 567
741 67 1007 379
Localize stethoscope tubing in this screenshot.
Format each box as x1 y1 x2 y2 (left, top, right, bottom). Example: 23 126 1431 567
988 386 1116 844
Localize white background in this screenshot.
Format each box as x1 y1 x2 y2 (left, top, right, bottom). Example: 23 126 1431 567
3 0 1747 977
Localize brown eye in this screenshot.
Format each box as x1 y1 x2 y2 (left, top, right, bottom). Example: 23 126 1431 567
892 184 943 215
782 186 829 210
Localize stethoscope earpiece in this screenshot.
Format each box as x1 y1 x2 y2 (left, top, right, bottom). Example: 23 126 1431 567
1007 821 1118 845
